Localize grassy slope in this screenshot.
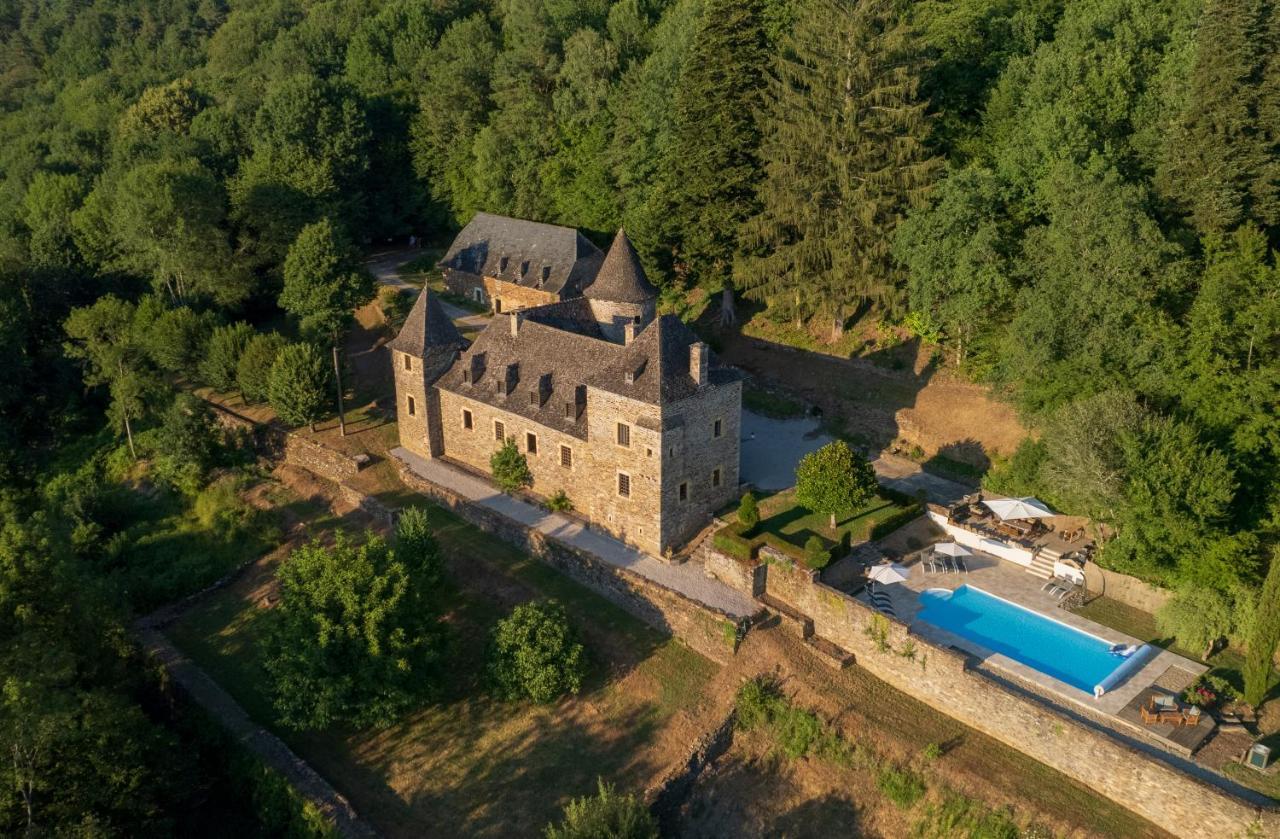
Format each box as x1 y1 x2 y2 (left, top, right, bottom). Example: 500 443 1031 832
167 502 717 838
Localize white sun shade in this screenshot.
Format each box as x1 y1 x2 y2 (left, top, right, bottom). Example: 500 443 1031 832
983 496 1055 521
868 563 910 585
933 541 973 557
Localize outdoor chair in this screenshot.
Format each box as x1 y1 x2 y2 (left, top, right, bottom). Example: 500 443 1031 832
1140 703 1160 725
954 557 969 573
1182 707 1201 727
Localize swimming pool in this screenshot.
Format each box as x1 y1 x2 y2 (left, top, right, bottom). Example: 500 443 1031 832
915 585 1141 695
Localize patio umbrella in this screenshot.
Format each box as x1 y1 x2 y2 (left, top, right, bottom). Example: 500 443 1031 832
983 496 1055 521
867 563 910 585
933 541 972 558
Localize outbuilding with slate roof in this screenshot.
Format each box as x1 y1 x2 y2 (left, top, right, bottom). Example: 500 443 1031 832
438 212 604 313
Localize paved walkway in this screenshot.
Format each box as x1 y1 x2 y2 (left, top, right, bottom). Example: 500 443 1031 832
393 448 757 617
364 248 490 330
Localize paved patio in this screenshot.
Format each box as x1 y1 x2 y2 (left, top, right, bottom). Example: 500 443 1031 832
392 448 757 618
740 411 970 503
858 544 1206 745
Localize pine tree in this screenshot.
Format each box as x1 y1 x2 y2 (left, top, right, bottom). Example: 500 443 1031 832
736 0 940 338
1158 0 1273 238
662 0 770 286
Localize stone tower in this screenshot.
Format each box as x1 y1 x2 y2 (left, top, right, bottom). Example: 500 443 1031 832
583 229 658 343
388 290 467 459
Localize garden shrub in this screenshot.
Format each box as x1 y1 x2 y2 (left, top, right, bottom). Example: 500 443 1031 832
1157 586 1237 658
544 779 657 839
488 600 587 703
877 765 926 808
200 321 255 392
546 489 574 512
803 534 829 569
913 792 1018 839
490 439 533 494
737 491 759 529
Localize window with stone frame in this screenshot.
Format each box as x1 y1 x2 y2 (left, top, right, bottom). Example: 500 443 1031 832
617 472 631 498
463 409 473 430
526 432 538 455
678 482 688 502
406 396 416 416
403 353 412 371
560 445 572 468
616 422 630 447
713 418 722 438
712 467 721 488
494 420 505 441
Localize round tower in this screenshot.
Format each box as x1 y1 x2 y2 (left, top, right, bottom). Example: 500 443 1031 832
583 229 658 343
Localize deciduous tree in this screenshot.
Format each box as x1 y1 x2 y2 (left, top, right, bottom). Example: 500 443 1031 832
487 600 587 703
794 440 877 529
267 343 332 431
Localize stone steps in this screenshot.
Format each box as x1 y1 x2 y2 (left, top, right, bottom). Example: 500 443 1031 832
1027 549 1057 580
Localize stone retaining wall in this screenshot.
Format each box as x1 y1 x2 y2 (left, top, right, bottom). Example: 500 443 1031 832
646 710 737 834
1083 560 1173 613
707 551 1278 839
393 458 746 665
284 435 362 482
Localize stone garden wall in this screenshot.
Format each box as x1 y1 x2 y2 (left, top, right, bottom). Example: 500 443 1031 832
393 458 747 665
1082 560 1174 613
708 551 1278 839
283 434 363 482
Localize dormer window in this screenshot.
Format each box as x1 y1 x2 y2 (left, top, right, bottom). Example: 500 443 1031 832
499 255 509 273
541 265 551 284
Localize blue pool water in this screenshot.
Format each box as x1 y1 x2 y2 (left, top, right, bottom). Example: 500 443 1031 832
916 585 1129 694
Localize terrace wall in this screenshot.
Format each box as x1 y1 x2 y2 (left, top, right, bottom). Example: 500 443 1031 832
393 457 747 665
707 551 1279 839
1083 560 1173 613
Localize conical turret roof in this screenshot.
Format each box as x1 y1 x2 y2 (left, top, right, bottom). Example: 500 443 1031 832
387 289 466 356
583 229 658 304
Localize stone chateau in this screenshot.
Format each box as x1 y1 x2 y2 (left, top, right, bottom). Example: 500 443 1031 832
391 214 743 557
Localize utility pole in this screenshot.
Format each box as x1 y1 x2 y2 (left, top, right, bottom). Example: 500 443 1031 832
332 341 346 436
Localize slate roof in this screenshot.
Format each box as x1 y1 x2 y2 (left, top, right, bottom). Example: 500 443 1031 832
588 315 738 404
583 229 658 303
435 305 739 425
438 212 604 297
387 289 466 356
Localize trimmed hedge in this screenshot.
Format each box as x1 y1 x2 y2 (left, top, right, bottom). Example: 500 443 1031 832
870 503 923 540
713 523 838 569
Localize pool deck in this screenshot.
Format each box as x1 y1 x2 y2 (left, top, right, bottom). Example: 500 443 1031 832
860 547 1209 755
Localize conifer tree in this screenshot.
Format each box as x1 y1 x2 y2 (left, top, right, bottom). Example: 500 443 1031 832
662 0 770 285
736 0 940 338
1158 0 1275 238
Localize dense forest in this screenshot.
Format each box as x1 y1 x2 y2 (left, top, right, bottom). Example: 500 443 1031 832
0 0 1278 832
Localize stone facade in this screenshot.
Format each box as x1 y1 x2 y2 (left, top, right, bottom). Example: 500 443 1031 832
442 269 565 314
397 223 741 558
707 550 1280 839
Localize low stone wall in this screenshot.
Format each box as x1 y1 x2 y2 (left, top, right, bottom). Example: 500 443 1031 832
1083 560 1173 613
333 483 396 530
284 435 362 482
394 458 746 665
646 710 737 833
707 551 1277 839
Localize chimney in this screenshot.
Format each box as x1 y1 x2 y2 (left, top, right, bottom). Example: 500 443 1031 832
690 342 708 386
509 311 523 337
623 321 636 345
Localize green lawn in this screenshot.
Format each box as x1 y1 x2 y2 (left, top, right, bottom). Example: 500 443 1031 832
167 501 718 838
756 488 912 550
742 385 806 419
